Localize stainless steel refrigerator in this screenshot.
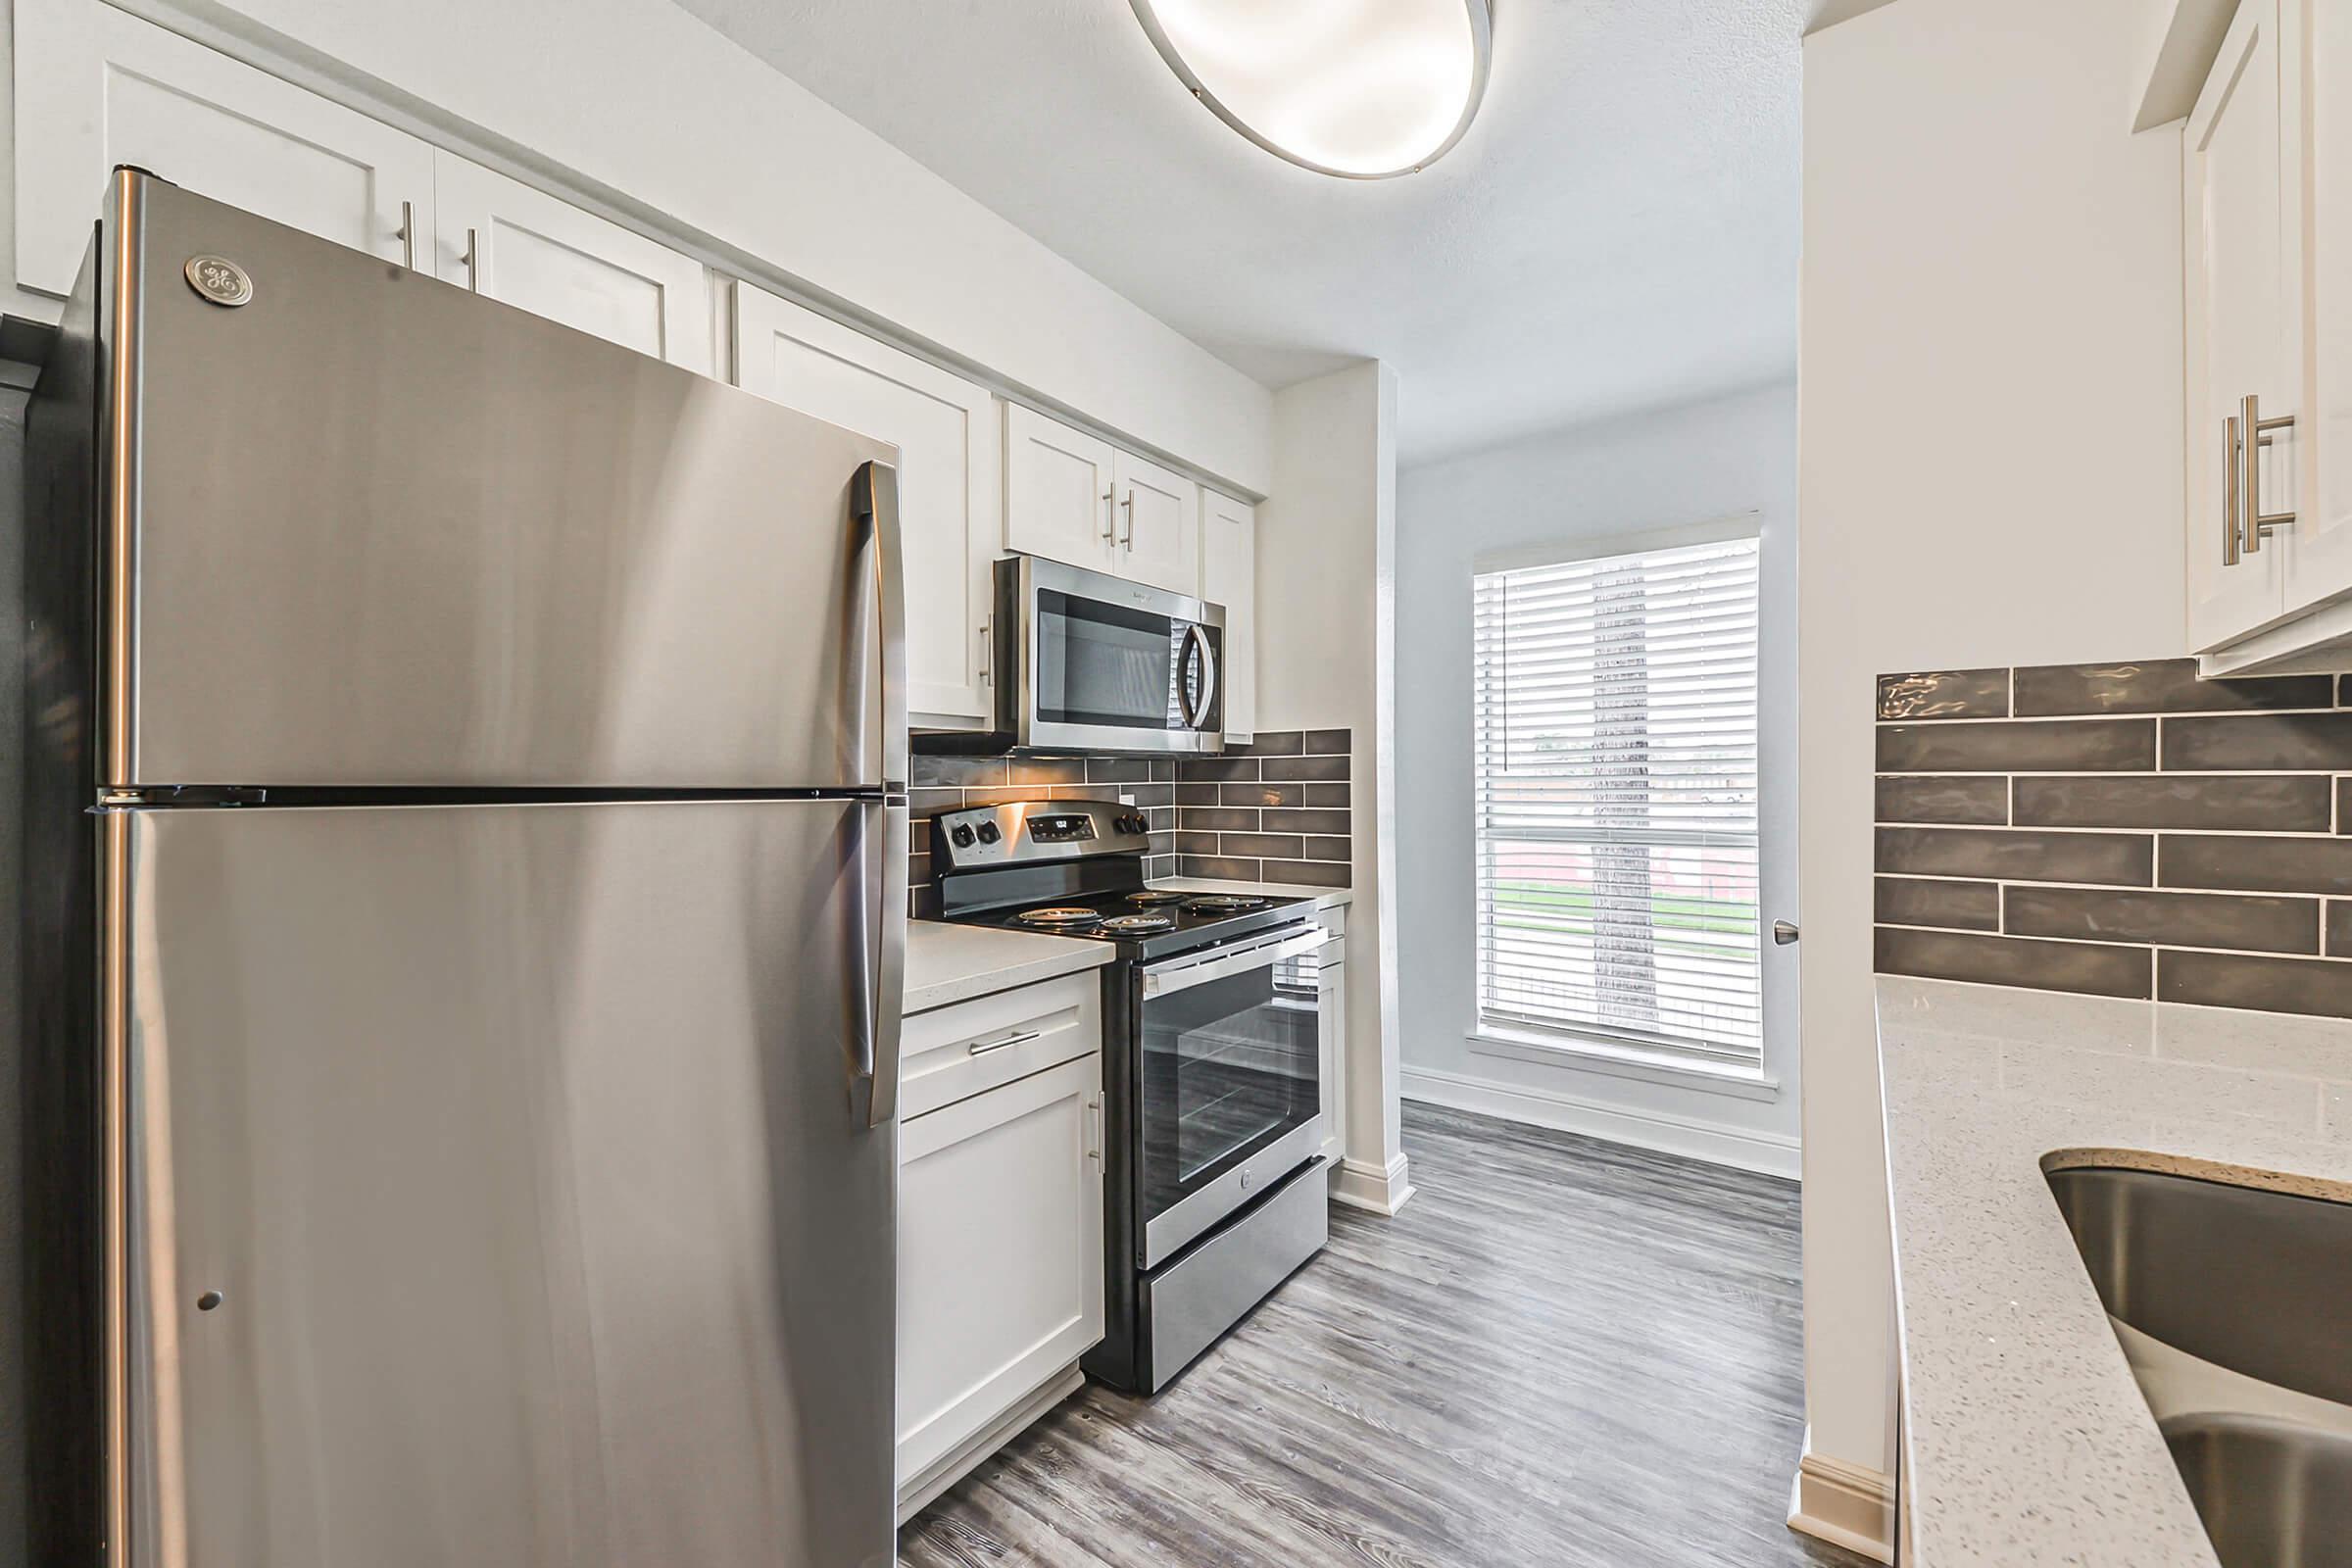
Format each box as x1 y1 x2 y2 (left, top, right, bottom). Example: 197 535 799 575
21 170 906 1567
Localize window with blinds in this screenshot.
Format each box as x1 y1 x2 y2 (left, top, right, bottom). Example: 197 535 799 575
1472 535 1763 1072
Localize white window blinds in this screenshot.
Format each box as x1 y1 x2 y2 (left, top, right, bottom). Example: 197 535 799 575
1472 536 1763 1071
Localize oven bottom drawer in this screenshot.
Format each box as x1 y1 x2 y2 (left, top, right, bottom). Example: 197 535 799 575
1141 1156 1328 1392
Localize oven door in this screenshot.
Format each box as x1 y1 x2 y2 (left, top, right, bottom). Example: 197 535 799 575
1011 556 1223 755
1138 925 1327 1268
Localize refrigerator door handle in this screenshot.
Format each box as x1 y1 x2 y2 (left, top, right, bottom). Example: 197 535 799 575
859 799 908 1128
853 462 907 794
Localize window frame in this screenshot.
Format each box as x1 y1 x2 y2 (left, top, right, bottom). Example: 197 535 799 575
1464 513 1772 1090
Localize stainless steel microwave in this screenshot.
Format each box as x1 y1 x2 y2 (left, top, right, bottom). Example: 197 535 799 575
919 556 1225 758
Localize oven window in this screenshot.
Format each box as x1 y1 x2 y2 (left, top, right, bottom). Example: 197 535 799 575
1141 951 1321 1222
1036 590 1184 729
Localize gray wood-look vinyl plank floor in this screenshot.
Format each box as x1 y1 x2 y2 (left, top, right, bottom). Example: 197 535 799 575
901 1102 1874 1567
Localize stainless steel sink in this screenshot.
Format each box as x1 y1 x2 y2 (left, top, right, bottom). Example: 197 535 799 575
2164 1414 2352 1568
2046 1165 2352 1568
2046 1165 2352 1405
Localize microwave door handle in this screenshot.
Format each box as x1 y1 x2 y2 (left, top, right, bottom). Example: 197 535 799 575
1181 623 1217 731
852 462 907 792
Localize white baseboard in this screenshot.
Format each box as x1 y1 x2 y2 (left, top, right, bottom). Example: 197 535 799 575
1331 1152 1415 1215
1399 1064 1801 1180
1786 1431 1894 1565
894 1365 1084 1526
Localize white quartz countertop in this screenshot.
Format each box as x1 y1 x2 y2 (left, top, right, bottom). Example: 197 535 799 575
903 920 1114 1014
1146 876 1352 909
1878 975 2352 1566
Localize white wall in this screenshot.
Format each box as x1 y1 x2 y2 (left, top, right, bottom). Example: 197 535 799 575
1392 383 1803 1175
1800 0 2183 1481
5 0 1271 493
1257 361 1410 1210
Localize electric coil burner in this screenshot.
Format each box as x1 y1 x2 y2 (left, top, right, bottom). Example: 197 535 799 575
1183 894 1267 913
1015 906 1102 929
927 798 1333 1394
1099 912 1175 935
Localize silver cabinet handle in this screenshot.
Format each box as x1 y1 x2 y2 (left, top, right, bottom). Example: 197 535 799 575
462 226 481 293
1084 1096 1102 1163
1772 919 1799 946
2239 392 2297 555
2224 413 2243 566
1119 492 1136 549
396 200 416 270
1101 489 1116 542
968 1027 1042 1056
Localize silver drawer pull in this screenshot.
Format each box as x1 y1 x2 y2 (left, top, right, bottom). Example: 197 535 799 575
968 1027 1043 1056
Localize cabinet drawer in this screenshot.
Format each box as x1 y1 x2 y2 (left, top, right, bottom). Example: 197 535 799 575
901 972 1102 1119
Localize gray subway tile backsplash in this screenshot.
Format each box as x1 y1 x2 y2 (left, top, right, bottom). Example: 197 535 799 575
906 728 1355 906
1874 656 2352 1017
2001 886 2320 956
1173 728 1353 888
2011 659 2332 716
1875 826 2153 887
1875 926 2152 999
1874 876 2000 932
1874 775 2009 825
1876 668 2010 720
2160 711 2352 771
1875 717 2156 774
2158 834 2352 895
2010 773 2331 832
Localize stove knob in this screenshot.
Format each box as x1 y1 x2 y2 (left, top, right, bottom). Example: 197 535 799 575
949 823 975 849
975 820 1002 845
1125 813 1150 835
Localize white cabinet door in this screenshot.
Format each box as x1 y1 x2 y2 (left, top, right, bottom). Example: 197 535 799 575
1200 490 1257 741
734 285 1001 721
2185 0 2297 650
2289 0 2352 612
434 154 711 375
23 7 432 290
1004 405 1117 573
897 1052 1103 1492
1317 913 1347 1170
1112 449 1200 595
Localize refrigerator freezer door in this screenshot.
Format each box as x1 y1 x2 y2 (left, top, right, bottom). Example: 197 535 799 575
91 173 898 790
111 802 896 1568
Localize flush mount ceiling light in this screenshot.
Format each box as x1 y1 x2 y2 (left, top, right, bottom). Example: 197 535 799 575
1131 0 1493 179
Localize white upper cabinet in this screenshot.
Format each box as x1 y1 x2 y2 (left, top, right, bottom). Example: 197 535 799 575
1200 489 1258 741
434 156 711 375
2185 0 2298 652
734 284 1002 721
1111 450 1201 596
2287 0 2352 611
25 8 432 284
1004 404 1118 573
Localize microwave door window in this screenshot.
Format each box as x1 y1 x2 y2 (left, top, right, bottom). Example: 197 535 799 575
1037 592 1184 729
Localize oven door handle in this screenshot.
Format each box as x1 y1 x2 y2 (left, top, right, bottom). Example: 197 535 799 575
1142 925 1327 998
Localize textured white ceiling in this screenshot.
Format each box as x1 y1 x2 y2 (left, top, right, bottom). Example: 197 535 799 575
673 0 1805 466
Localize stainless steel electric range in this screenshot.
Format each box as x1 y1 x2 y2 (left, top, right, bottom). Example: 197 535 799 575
927 798 1331 1393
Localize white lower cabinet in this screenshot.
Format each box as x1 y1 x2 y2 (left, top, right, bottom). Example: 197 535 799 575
896 982 1104 1521
1316 906 1348 1170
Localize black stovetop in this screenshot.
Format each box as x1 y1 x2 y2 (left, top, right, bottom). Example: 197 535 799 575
935 879 1315 961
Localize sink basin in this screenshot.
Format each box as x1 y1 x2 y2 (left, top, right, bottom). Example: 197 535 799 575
2164 1414 2352 1568
2045 1165 2352 1405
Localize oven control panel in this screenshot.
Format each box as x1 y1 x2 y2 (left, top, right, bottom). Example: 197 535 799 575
931 798 1152 870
